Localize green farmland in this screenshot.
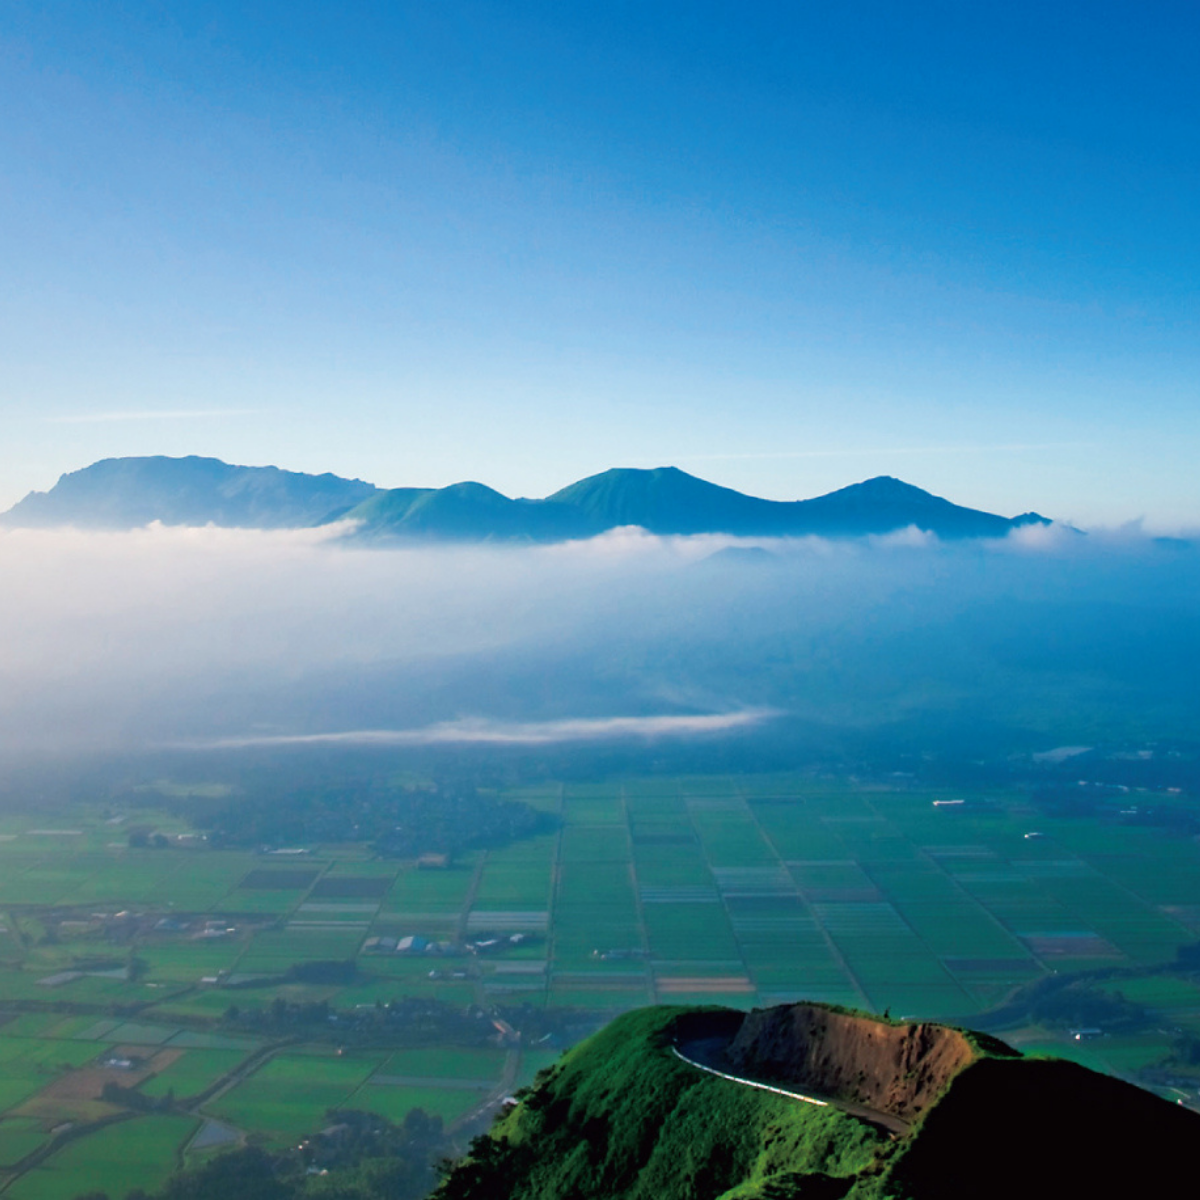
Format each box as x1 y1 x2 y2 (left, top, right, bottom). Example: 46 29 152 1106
0 772 1197 1194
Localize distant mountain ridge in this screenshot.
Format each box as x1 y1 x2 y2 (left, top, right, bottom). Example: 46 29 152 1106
2 456 1050 541
3 455 377 530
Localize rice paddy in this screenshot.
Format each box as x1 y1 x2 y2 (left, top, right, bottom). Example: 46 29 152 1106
0 772 1196 1194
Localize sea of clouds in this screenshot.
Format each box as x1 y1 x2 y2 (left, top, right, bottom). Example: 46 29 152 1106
0 519 1195 757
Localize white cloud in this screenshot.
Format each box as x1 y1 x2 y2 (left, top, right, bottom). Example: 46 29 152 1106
0 519 1192 757
177 710 778 750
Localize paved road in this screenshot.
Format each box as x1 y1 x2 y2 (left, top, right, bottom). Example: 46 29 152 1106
674 1035 911 1137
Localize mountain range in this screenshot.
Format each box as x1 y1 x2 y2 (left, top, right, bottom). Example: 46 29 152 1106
2 455 1050 541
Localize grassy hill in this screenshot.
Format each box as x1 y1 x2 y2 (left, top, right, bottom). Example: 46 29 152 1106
433 1003 1199 1200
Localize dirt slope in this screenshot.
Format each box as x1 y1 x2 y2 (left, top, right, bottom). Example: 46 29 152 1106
724 1003 976 1121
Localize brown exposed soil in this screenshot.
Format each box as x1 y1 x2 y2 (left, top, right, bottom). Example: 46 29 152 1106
723 1004 976 1122
13 1046 184 1122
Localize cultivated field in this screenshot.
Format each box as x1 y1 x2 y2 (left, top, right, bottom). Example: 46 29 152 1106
0 772 1198 1192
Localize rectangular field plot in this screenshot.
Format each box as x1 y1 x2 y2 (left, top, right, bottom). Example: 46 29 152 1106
810 901 973 1018
484 967 549 1001
62 853 253 910
0 1033 111 1075
0 1068 63 1113
375 1046 507 1081
712 866 796 897
237 926 367 970
239 868 323 890
216 889 310 915
139 1049 247 1099
953 877 1088 935
1093 847 1200 908
560 794 625 826
633 844 714 888
209 1051 385 1142
560 826 629 862
465 911 548 935
471 863 554 912
138 939 249 981
725 895 854 1000
553 858 641 967
642 899 741 962
352 1082 486 1124
360 955 453 981
0 1117 48 1168
750 806 850 862
690 810 778 869
143 990 250 1022
7 1114 199 1200
547 983 652 1009
309 876 393 899
486 833 558 863
383 866 477 914
1017 873 1191 964
790 862 882 903
866 867 1030 960
105 1021 180 1045
1 1013 65 1038
1101 974 1200 1014
653 963 757 1006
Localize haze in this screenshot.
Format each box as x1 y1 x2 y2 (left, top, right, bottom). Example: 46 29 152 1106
2 521 1195 763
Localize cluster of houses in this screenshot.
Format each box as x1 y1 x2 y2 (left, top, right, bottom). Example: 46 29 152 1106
361 932 534 956
33 908 239 946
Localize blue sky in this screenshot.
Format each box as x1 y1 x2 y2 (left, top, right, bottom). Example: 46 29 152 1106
2 1 1198 527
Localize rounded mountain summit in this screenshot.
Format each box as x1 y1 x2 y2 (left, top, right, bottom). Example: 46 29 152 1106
2 457 1050 541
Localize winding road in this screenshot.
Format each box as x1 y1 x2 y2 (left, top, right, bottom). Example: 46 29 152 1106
673 1035 911 1137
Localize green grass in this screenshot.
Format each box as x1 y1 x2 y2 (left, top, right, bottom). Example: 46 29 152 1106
140 1049 248 1098
137 939 249 980
384 866 476 914
0 770 1195 1187
515 1047 562 1087
8 1114 198 1200
377 1047 507 1080
0 1116 48 1167
208 1051 386 1143
351 1083 484 1124
441 1006 886 1200
0 772 1190 1039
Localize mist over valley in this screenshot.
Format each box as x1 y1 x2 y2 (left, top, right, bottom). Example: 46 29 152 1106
5 4 1200 1193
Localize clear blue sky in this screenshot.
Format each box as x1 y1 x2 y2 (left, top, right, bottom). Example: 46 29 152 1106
3 1 1198 527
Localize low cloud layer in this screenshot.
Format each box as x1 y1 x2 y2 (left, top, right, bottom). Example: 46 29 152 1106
0 520 1196 760
180 710 777 750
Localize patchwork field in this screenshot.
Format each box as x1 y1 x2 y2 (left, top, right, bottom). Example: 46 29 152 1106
0 772 1197 1194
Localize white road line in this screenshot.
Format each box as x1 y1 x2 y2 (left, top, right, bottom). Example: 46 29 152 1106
671 1046 828 1106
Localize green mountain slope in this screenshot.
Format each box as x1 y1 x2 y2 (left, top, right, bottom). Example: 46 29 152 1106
544 466 778 535
434 1003 1198 1200
3 456 1049 541
348 467 1047 542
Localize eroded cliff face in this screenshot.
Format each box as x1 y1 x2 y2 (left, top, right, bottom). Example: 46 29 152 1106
724 1004 976 1121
